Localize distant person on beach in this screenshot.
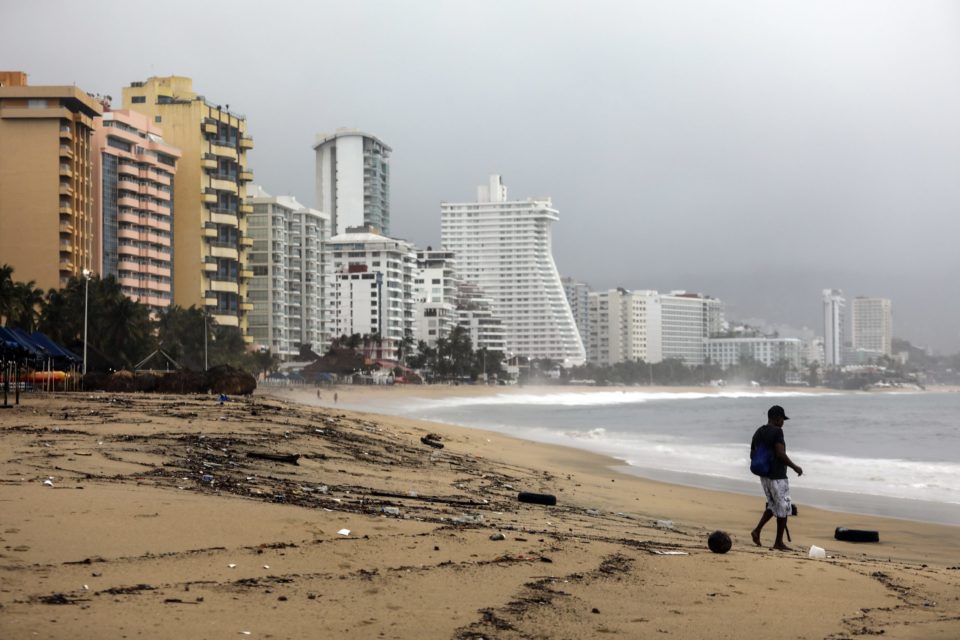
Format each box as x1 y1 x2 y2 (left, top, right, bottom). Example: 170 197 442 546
750 405 803 551
334 392 338 403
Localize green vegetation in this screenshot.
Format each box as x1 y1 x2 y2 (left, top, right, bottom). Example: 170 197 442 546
0 264 265 374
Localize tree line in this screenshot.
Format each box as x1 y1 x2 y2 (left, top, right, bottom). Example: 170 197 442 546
0 264 274 375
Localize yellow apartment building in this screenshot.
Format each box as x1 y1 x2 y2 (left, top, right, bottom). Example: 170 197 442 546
121 76 254 334
0 71 103 291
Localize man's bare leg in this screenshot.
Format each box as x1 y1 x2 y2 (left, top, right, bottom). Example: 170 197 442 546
773 516 792 551
752 509 773 547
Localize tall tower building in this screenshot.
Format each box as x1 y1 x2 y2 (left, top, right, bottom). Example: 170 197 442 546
121 76 254 335
92 109 180 313
660 291 723 365
246 186 330 358
822 288 845 367
587 289 662 366
441 175 585 366
0 71 102 290
851 297 892 357
314 129 391 236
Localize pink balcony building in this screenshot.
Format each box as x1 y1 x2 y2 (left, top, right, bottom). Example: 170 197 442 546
92 107 180 312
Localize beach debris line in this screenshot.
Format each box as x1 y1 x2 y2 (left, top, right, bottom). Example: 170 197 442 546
835 527 880 543
517 492 557 506
707 530 732 554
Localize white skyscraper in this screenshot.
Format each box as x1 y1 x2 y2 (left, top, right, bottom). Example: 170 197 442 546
851 297 892 357
314 129 391 236
246 186 330 358
822 288 845 367
441 175 585 366
660 292 723 365
328 227 415 346
587 289 662 366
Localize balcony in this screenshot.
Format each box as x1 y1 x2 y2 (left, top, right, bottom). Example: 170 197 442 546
59 202 73 215
210 143 237 160
239 136 254 150
239 235 254 248
59 221 74 234
210 212 239 227
202 189 217 204
58 259 74 272
238 169 253 182
59 126 72 141
202 223 218 238
240 269 254 280
201 155 217 170
59 183 73 197
238 203 253 215
203 259 217 272
203 122 218 135
59 144 73 158
210 177 238 194
240 301 254 312
204 295 218 307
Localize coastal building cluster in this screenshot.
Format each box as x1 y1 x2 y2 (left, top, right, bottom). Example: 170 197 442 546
0 71 895 375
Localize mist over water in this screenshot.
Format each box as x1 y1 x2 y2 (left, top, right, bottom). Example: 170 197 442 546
393 390 960 525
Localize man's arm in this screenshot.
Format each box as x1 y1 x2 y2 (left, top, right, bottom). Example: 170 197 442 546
774 442 803 476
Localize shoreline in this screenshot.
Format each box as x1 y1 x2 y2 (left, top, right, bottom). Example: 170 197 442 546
271 384 960 528
2 390 959 638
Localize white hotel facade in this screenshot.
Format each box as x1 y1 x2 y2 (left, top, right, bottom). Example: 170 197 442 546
328 228 416 346
314 129 391 236
441 175 585 366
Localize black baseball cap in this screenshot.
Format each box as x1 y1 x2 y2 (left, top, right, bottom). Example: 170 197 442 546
768 405 790 420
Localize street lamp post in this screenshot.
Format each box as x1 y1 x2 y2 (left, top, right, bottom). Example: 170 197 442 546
82 269 93 377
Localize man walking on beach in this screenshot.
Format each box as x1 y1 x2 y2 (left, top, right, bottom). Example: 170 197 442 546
751 405 803 551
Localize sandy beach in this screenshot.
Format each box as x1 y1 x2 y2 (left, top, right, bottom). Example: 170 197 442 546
1 387 958 639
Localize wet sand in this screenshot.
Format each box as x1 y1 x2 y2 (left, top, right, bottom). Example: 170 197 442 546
1 390 958 639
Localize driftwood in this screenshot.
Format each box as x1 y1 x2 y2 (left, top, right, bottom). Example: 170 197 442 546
420 436 444 449
245 452 301 465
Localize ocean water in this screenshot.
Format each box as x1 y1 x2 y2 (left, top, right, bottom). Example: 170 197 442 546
380 390 960 525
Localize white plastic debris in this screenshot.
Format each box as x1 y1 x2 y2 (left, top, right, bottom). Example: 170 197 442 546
263 565 270 569
651 550 688 555
228 563 237 568
655 520 674 530
42 479 54 487
337 529 351 536
808 545 826 559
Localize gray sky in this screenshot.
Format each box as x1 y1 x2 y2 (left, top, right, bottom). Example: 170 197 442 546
5 0 960 352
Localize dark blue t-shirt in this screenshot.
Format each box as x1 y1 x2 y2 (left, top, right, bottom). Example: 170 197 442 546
751 424 787 480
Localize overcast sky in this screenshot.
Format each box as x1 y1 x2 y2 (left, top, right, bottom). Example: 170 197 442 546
5 0 960 352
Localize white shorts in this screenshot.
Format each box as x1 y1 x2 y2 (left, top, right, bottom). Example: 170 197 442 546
760 477 792 518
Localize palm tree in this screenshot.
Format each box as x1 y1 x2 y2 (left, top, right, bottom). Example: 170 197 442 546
0 264 15 326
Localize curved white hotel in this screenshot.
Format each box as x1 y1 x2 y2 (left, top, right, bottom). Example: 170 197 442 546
441 175 585 366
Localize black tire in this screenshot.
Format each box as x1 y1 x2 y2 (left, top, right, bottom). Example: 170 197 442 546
420 436 444 449
834 527 880 543
517 492 557 506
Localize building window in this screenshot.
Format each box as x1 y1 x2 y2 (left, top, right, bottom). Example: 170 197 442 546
131 95 146 104
154 115 162 123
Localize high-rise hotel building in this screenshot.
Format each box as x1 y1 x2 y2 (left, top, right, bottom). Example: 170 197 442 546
587 289 662 366
0 71 102 290
122 76 254 334
441 175 585 366
314 129 391 236
851 296 892 357
246 186 331 358
92 109 180 313
822 288 845 367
